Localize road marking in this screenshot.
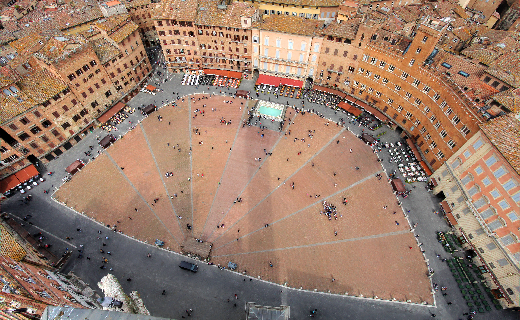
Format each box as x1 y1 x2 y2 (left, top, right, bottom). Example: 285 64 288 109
6 213 77 249
105 149 180 246
213 229 409 258
199 98 250 238
211 125 346 243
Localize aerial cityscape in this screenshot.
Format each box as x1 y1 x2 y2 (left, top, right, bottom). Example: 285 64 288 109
0 0 519 319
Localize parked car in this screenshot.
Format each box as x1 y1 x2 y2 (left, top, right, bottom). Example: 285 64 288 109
179 261 198 272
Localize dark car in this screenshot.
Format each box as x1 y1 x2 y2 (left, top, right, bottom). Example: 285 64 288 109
179 261 198 272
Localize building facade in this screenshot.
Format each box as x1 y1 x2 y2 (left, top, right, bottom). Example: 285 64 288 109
431 114 520 307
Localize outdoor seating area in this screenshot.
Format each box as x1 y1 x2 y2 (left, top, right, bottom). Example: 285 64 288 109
446 257 503 313
181 70 203 86
181 70 241 88
304 89 343 108
387 143 427 183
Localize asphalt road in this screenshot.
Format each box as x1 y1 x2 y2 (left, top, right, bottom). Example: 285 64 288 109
2 67 518 320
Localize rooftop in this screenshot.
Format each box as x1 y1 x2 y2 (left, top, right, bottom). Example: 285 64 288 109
240 0 342 6
195 0 258 29
480 114 520 175
152 0 199 21
91 37 121 64
491 88 520 113
259 15 320 37
321 19 361 39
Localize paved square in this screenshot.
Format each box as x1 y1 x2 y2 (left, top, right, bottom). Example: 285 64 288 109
54 95 432 304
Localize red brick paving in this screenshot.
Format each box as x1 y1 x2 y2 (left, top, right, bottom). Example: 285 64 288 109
54 154 178 250
53 95 432 304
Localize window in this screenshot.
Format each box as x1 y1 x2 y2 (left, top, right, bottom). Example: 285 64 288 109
430 115 436 122
20 117 30 125
494 168 506 179
507 212 519 222
29 126 41 134
441 62 452 69
300 42 306 51
485 155 497 167
414 98 422 106
473 139 483 150
433 93 440 101
412 79 420 87
490 189 501 199
503 179 517 192
105 91 112 98
405 92 412 99
422 36 428 42
461 125 470 136
458 71 469 77
482 177 492 186
430 142 437 149
480 207 495 219
474 196 488 208
475 166 483 175
452 115 460 124
434 122 440 130
313 43 319 52
447 140 456 149
499 200 510 210
416 47 422 54
18 132 30 141
437 151 444 159
468 186 479 197
33 111 41 118
461 174 473 185
8 123 18 130
276 39 281 47
395 85 401 91
409 59 415 66
440 130 447 138
264 37 269 46
388 65 395 72
397 105 403 112
253 36 259 43
52 111 59 118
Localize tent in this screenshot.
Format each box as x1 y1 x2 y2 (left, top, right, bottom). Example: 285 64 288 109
361 133 377 145
0 164 39 193
143 104 156 115
65 160 84 175
236 90 249 98
391 178 406 194
99 135 116 149
338 102 362 117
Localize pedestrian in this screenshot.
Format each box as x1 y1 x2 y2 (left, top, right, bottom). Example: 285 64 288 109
235 294 238 299
162 290 166 295
127 278 131 281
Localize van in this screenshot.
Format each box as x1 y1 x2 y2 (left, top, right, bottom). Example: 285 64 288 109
179 261 198 272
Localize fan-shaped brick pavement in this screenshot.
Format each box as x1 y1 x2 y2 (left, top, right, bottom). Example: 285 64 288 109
54 94 433 304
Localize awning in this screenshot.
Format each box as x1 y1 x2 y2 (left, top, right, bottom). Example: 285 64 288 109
446 212 458 226
15 164 39 184
440 200 452 214
146 85 156 91
66 160 84 175
256 74 303 87
345 95 356 104
419 161 433 176
97 102 126 123
312 85 346 98
203 69 242 79
430 177 438 187
0 164 39 193
391 178 406 193
359 103 389 122
405 138 422 161
338 101 362 116
0 175 20 194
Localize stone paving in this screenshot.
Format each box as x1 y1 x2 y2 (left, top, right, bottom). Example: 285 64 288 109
52 90 433 304
2 64 517 318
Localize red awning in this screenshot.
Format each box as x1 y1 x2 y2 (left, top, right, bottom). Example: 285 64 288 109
256 74 303 87
98 102 126 123
345 95 356 104
360 103 389 122
0 175 20 194
446 212 458 226
15 164 39 184
0 164 39 193
430 177 438 187
312 85 347 98
203 69 242 79
146 85 156 91
405 138 422 161
338 102 362 116
419 161 433 176
440 200 452 214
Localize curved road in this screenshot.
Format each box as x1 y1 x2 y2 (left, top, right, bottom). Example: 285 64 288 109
2 71 517 320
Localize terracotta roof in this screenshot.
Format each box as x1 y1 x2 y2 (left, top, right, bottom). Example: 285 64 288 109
259 15 320 36
240 0 341 6
152 0 199 21
480 114 520 175
124 0 151 8
321 19 360 39
0 66 19 87
91 37 121 64
195 0 258 29
491 88 520 113
109 19 138 42
0 68 66 124
95 14 131 33
34 35 88 64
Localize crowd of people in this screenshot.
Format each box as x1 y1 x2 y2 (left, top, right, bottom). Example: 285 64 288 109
320 201 340 221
